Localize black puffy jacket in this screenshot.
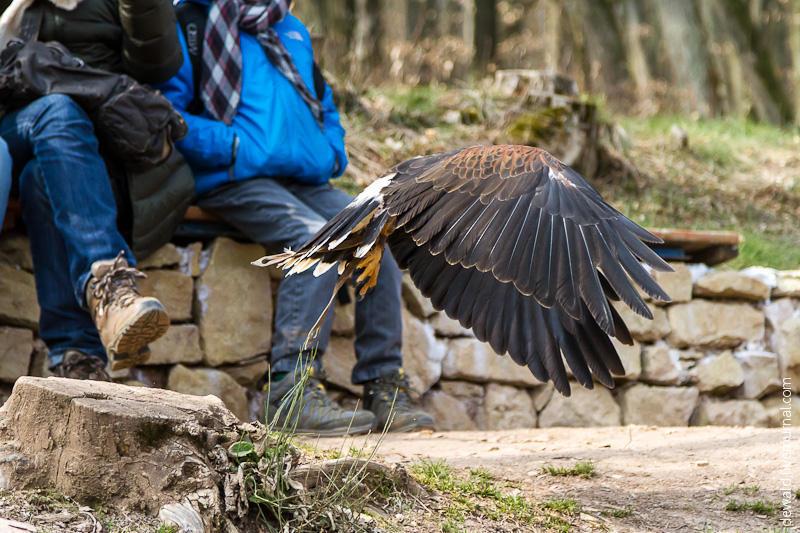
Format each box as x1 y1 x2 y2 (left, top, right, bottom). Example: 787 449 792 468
1 0 183 83
0 0 194 259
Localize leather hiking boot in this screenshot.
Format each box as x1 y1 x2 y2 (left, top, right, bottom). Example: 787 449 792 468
263 369 375 436
364 368 435 432
86 252 169 371
52 350 111 381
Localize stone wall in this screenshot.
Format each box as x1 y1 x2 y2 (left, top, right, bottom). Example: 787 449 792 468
0 233 797 429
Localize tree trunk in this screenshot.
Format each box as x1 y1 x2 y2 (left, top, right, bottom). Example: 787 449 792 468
651 0 720 116
622 0 652 104
473 0 497 71
350 0 384 83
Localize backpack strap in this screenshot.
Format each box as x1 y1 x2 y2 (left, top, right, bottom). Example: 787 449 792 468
175 1 328 115
312 62 326 102
175 1 208 115
18 3 43 43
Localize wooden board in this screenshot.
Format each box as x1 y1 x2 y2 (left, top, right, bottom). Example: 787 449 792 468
3 201 742 266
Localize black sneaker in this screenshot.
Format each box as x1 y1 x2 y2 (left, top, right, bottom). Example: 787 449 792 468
52 350 111 381
363 368 435 432
263 368 375 436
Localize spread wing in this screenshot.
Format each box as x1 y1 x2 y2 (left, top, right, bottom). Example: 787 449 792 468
255 145 672 395
383 145 672 337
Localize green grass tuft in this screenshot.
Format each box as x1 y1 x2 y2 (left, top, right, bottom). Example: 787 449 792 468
601 507 634 518
542 462 596 479
725 499 777 516
541 498 580 514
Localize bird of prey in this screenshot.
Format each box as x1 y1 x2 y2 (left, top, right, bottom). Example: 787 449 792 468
254 145 672 395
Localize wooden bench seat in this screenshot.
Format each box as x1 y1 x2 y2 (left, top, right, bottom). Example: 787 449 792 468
2 199 742 265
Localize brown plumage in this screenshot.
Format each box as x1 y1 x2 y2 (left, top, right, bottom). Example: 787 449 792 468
254 145 672 395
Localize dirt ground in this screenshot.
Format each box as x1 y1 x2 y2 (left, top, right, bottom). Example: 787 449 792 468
315 426 800 532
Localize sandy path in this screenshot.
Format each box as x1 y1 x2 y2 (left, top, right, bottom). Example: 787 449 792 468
315 426 800 532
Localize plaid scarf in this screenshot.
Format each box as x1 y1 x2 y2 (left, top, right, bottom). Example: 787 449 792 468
201 0 323 126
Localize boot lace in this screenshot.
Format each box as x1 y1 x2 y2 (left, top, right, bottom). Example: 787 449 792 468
91 251 145 317
369 370 415 409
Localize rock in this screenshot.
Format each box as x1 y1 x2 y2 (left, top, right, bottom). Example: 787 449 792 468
180 242 204 278
651 263 692 304
443 338 542 388
613 338 641 381
675 349 705 361
667 300 764 349
422 390 477 431
167 364 249 421
773 270 800 298
693 271 770 301
322 337 361 395
0 327 33 382
734 350 781 399
430 313 472 338
538 386 621 427
481 384 537 430
196 238 272 366
613 302 670 342
146 325 203 366
669 124 689 149
690 351 744 394
764 299 796 331
774 315 800 389
619 384 699 426
28 339 51 379
138 243 181 270
691 398 769 427
401 274 436 319
0 264 39 330
401 309 447 394
531 383 554 411
332 301 355 337
139 270 194 323
439 380 484 399
0 234 32 271
641 345 682 385
761 393 796 428
0 377 237 520
219 357 270 387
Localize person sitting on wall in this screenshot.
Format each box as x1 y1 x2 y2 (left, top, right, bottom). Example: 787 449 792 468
0 0 184 379
159 0 435 434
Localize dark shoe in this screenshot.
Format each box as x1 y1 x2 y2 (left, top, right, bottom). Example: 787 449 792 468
263 368 375 436
363 368 435 432
52 350 111 381
86 251 169 371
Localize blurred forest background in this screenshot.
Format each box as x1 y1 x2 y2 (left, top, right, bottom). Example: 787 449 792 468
293 0 800 269
296 0 800 125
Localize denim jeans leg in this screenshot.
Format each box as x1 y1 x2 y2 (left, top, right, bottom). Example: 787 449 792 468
196 178 339 375
287 183 404 384
0 137 10 230
0 95 134 307
18 160 106 366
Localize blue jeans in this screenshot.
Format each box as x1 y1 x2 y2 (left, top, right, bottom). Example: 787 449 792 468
0 138 10 230
198 178 404 384
0 95 134 365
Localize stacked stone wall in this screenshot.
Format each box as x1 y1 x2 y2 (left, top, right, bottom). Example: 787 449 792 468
0 234 797 428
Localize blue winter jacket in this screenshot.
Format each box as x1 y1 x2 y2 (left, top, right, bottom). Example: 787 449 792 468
157 1 348 196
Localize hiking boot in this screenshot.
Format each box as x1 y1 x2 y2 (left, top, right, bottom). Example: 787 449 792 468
52 350 111 381
363 368 435 432
263 368 375 436
86 252 169 371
